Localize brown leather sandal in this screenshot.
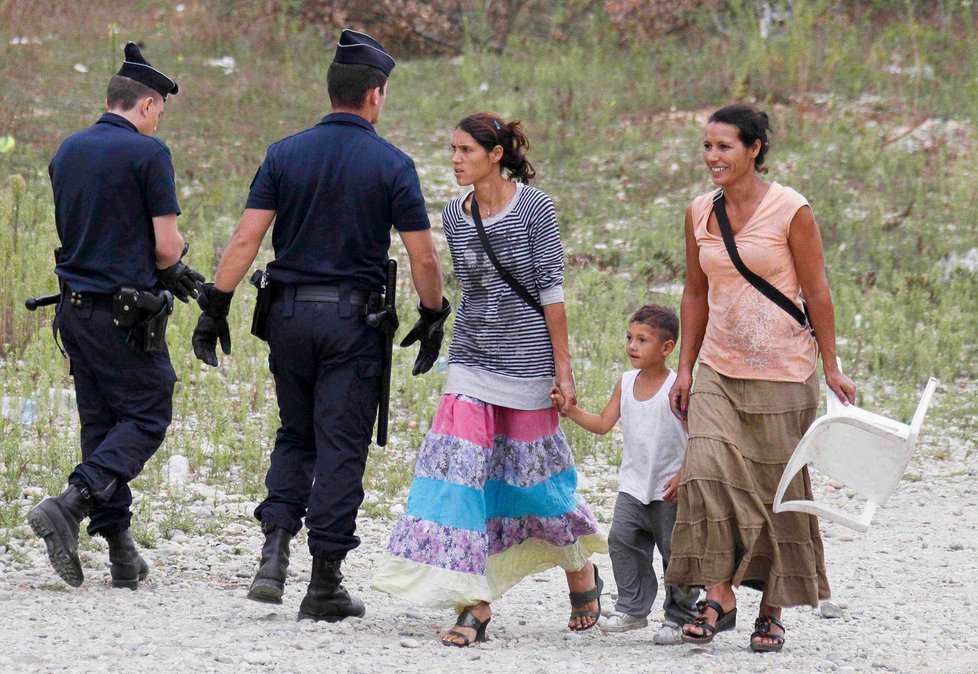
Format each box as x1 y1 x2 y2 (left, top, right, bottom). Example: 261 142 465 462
568 564 603 631
441 609 490 647
681 598 738 645
750 614 786 653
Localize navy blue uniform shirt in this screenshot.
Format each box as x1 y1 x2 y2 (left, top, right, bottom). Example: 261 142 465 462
49 112 181 294
246 112 430 291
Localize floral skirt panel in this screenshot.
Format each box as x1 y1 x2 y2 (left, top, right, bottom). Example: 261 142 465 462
372 394 607 610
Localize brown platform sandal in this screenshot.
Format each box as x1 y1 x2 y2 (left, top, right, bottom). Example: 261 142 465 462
681 599 738 645
441 609 490 647
568 564 603 631
750 615 786 653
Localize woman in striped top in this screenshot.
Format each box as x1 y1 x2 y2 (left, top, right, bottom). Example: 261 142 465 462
373 113 607 646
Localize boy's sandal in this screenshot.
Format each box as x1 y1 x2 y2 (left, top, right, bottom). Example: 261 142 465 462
441 609 490 647
568 563 603 631
749 615 786 653
680 599 738 645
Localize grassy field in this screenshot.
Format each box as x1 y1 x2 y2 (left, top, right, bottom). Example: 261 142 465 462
1 1 976 549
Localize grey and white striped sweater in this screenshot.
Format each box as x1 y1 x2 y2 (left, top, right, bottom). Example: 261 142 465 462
442 183 565 410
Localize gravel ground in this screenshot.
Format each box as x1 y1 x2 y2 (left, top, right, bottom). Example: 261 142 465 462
2 409 977 674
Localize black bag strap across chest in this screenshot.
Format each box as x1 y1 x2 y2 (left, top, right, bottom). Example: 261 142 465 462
712 190 813 336
470 194 545 316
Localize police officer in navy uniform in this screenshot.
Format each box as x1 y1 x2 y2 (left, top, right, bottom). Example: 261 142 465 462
191 30 449 621
28 42 203 590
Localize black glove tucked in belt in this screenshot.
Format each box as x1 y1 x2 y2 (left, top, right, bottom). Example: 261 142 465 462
399 297 452 376
192 283 234 367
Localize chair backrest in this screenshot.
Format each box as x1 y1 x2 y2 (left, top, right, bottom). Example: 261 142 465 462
909 378 939 444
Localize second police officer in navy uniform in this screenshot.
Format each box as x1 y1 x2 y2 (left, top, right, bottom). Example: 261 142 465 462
191 30 449 621
29 42 204 589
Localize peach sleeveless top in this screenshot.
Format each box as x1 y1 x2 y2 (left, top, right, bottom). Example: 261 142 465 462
692 182 817 383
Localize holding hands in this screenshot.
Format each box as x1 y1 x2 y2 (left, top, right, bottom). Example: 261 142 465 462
549 382 577 416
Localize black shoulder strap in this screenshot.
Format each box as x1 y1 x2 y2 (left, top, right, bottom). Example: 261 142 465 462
470 194 545 316
712 191 812 333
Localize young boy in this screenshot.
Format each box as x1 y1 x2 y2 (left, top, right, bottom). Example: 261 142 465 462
551 304 699 643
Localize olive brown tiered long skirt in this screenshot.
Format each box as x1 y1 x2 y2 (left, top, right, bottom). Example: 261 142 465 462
665 364 830 608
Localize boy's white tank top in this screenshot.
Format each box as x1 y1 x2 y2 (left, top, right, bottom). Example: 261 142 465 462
618 369 688 504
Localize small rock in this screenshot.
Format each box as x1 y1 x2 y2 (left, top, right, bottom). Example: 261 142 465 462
404 609 423 619
468 653 481 661
684 647 712 657
164 455 191 486
828 480 844 489
257 612 287 622
242 652 268 665
821 601 844 619
399 638 420 649
949 542 964 551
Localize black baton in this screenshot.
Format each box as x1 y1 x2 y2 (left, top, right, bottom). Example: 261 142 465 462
25 294 60 311
366 259 398 446
26 248 64 311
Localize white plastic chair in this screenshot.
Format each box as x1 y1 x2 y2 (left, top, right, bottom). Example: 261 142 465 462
772 371 939 532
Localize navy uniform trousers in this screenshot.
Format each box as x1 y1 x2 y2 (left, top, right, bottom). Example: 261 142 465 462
255 289 383 561
58 295 176 537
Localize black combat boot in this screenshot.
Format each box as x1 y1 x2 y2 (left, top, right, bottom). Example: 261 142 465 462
247 524 293 604
297 558 366 622
26 484 92 587
106 530 149 590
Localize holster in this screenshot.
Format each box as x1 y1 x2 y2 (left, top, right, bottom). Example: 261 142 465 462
249 268 272 341
137 304 171 353
113 287 173 353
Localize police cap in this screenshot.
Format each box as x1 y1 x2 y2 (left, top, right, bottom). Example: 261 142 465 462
332 29 395 77
116 41 179 99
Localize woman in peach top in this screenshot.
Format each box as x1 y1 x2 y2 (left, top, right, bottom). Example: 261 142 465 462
665 104 856 653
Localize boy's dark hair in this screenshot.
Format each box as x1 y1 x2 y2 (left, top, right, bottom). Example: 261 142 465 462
106 75 162 111
629 303 679 342
327 62 387 109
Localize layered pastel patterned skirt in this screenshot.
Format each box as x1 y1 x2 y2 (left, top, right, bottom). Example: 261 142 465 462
373 394 607 609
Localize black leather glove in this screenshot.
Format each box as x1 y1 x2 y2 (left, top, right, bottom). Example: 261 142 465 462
192 283 234 367
399 297 452 376
157 243 205 303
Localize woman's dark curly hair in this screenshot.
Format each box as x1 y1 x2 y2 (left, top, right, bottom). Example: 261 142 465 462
457 112 536 183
